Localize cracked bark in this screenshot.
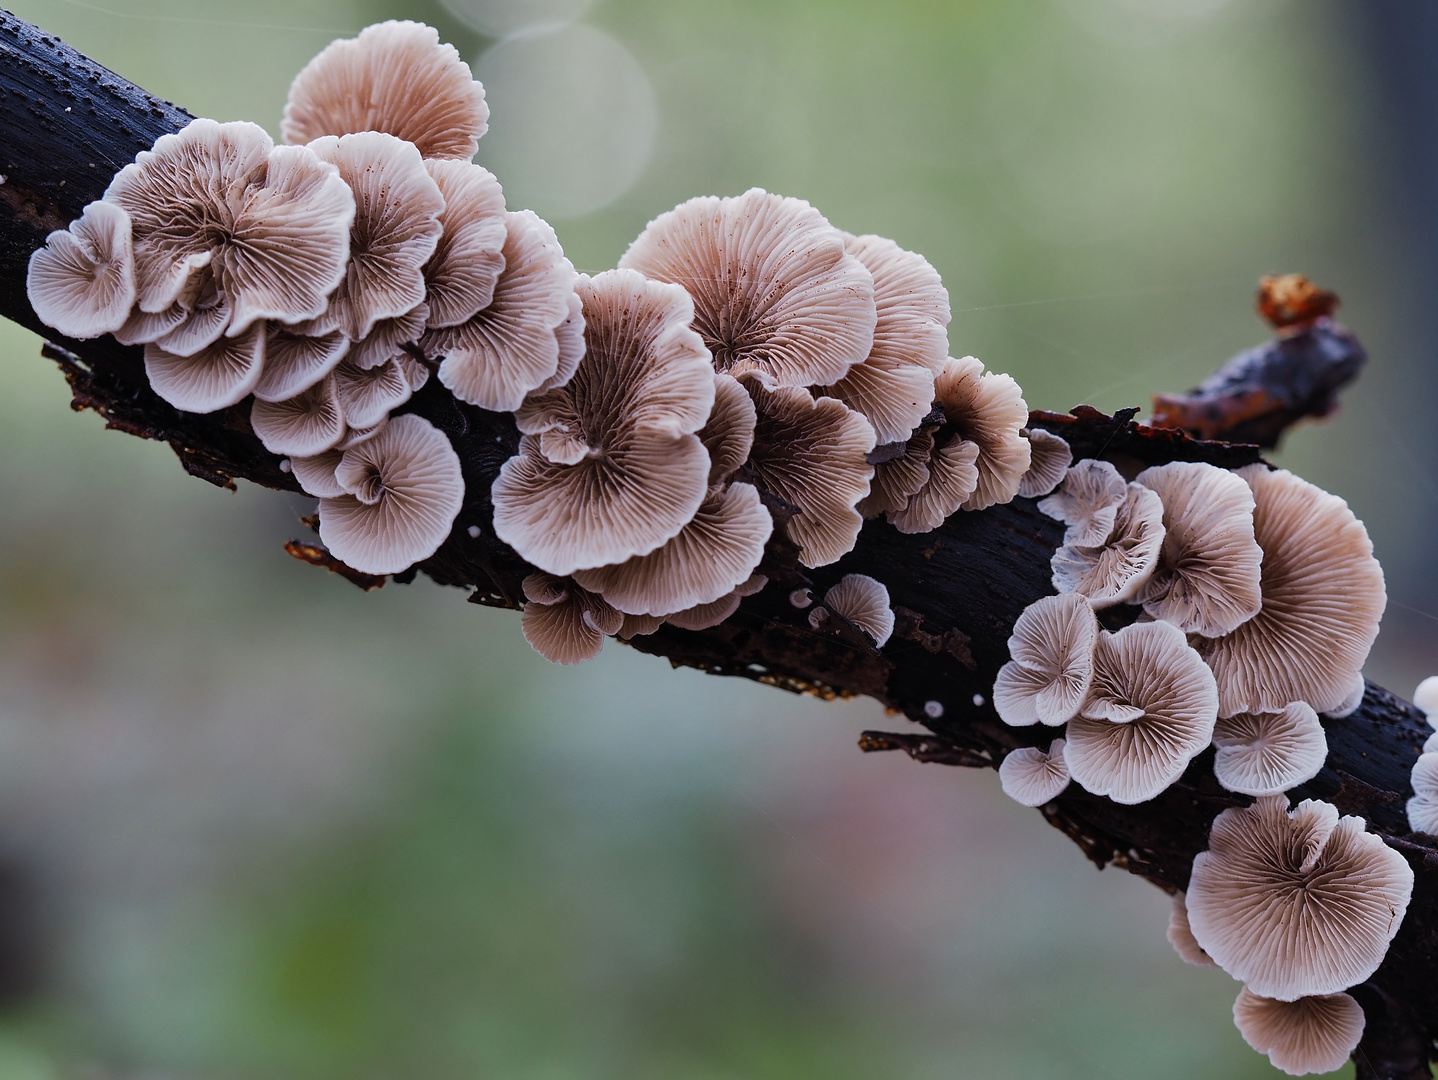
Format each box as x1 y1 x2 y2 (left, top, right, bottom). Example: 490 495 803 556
0 9 1434 1076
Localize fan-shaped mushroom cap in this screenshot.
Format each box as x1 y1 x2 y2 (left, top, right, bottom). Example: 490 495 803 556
424 210 576 412
572 483 772 616
665 573 767 631
520 573 623 665
114 295 191 347
282 20 489 160
933 355 1030 511
698 374 756 486
334 356 412 429
1066 621 1218 804
998 738 1070 807
1414 676 1438 719
859 431 933 518
617 612 666 639
290 449 346 497
336 418 386 451
340 305 425 371
1051 483 1164 609
818 574 894 647
27 199 135 339
1405 752 1438 835
888 434 980 534
1212 703 1327 798
106 120 354 333
1167 892 1216 967
144 323 265 414
422 158 506 329
317 413 463 575
250 374 345 457
993 593 1099 727
149 267 231 357
816 234 948 443
303 132 444 343
1038 458 1128 547
1133 461 1262 637
536 291 586 396
1329 674 1366 719
254 325 348 402
493 269 714 576
1194 465 1386 717
1233 988 1365 1076
1017 429 1072 499
1187 794 1413 999
619 188 876 388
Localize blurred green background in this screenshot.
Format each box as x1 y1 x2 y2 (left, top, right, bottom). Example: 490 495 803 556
0 0 1432 1075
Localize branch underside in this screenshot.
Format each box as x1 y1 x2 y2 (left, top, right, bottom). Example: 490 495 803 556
2 10 1436 1077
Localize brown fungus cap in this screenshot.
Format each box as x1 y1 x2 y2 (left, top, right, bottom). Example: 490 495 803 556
1167 893 1216 968
422 159 507 329
933 355 1030 511
1233 988 1365 1076
1211 702 1327 798
254 325 348 402
1065 620 1218 804
283 21 489 160
1050 483 1164 609
27 200 135 340
1016 429 1072 499
520 574 623 665
250 375 345 457
1186 795 1413 1000
888 435 980 534
334 356 413 430
619 188 876 388
143 323 266 414
998 738 1070 807
992 593 1099 727
1038 458 1128 547
817 574 894 647
493 269 714 576
1194 465 1386 717
1133 461 1262 637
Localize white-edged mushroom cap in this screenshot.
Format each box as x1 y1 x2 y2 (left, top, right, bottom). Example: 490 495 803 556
1051 482 1164 609
520 573 623 665
992 593 1099 727
150 267 231 357
572 483 772 617
859 431 933 519
816 233 948 443
27 199 135 339
113 295 191 347
617 612 666 639
425 210 576 412
619 188 876 388
318 412 464 575
493 269 715 576
1016 429 1072 499
143 322 265 414
334 356 413 429
290 449 346 497
283 20 489 160
422 158 506 329
1329 674 1366 719
1405 752 1438 835
535 290 586 395
305 132 444 342
743 381 876 567
1414 676 1438 720
888 434 980 534
1232 988 1365 1076
1187 794 1414 1000
1194 465 1387 717
665 574 767 631
1066 620 1218 804
251 374 345 456
698 374 757 487
1212 703 1328 798
998 738 1070 807
1167 892 1216 967
254 325 348 402
343 304 428 371
819 574 894 647
933 355 1030 511
1038 458 1128 547
1134 461 1263 637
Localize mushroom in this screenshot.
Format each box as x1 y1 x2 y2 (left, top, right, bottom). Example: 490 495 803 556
1232 988 1365 1077
1133 461 1262 637
998 738 1070 807
345 305 428 370
992 593 1100 727
1050 483 1164 608
283 20 489 160
1037 458 1128 547
859 431 934 519
932 355 1030 511
1016 428 1072 499
1405 752 1438 835
742 381 877 567
1065 620 1218 804
619 188 876 388
698 374 757 487
422 159 507 329
816 234 948 443
536 291 586 395
1193 465 1386 717
317 413 465 575
105 119 354 335
617 612 666 639
26 199 135 339
424 210 578 412
141 264 232 357
816 574 894 647
1414 676 1438 720
520 573 623 665
334 356 413 429
253 325 348 402
250 374 345 456
888 435 980 534
290 449 346 497
1167 892 1216 968
1186 794 1414 999
1211 702 1328 798
143 323 266 414
493 269 714 576
664 573 768 632
303 132 444 343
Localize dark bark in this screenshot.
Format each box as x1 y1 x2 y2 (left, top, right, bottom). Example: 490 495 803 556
0 9 1434 1076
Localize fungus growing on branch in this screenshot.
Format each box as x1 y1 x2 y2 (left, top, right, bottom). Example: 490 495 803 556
1232 988 1365 1077
1211 703 1327 798
143 323 266 414
26 200 135 339
698 374 756 486
887 434 979 534
520 574 623 665
1414 676 1438 719
813 574 894 647
422 159 507 329
1016 428 1071 499
1050 482 1163 608
932 355 1030 510
859 431 935 519
250 375 344 456
1038 458 1128 547
334 357 413 429
992 593 1099 727
253 325 348 402
1406 753 1438 835
998 739 1070 807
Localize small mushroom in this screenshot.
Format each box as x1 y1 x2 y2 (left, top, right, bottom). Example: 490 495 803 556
665 573 768 631
698 374 757 487
1050 482 1164 609
1016 429 1072 499
1166 892 1216 968
1065 620 1218 804
253 325 348 402
520 573 623 665
1133 461 1262 637
143 322 266 414
1038 458 1128 547
1232 988 1365 1077
1413 676 1438 720
998 738 1070 807
992 593 1100 727
148 266 231 357
283 20 489 160
250 374 345 456
1405 752 1438 835
334 356 413 429
1186 794 1413 1000
536 291 586 396
345 305 428 370
422 158 507 329
933 355 1030 511
888 434 980 534
858 431 934 519
819 574 894 647
1211 702 1327 798
619 188 876 388
290 449 346 497
26 199 135 339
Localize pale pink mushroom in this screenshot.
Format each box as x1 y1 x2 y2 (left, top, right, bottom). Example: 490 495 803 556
290 449 346 497
1038 458 1128 547
859 431 934 519
27 199 135 339
520 573 623 664
345 304 428 370
1414 676 1438 719
665 574 768 631
888 434 980 534
1167 892 1216 967
998 739 1070 807
1232 988 1365 1076
698 374 757 486
993 593 1099 727
422 158 507 328
1050 483 1164 608
813 574 894 647
250 375 345 457
1016 429 1072 499
535 291 586 395
1211 703 1327 798
933 355 1030 511
143 323 266 414
1406 752 1438 835
253 325 348 402
334 356 413 429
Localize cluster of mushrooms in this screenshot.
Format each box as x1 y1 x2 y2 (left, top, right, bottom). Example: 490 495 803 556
19 19 1419 1075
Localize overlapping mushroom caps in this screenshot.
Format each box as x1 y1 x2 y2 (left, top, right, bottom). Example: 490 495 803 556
283 20 489 160
422 159 507 329
998 739 1070 807
1050 483 1164 608
1016 429 1072 499
993 593 1099 727
886 432 979 534
931 355 1030 511
1038 458 1128 547
27 200 135 339
1232 988 1366 1076
1211 703 1327 798
145 324 266 414
520 574 623 665
1193 465 1386 717
808 574 894 647
1186 795 1413 1000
